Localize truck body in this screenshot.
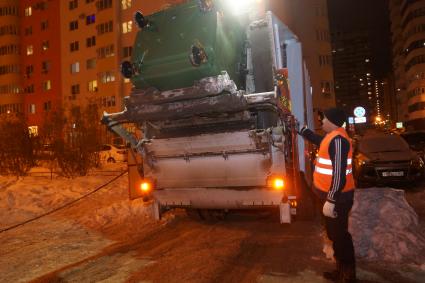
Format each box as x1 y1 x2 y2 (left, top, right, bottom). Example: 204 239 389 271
102 0 314 223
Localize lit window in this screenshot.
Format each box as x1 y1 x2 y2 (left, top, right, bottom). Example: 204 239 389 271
42 41 49 51
122 21 132 34
29 104 36 114
71 62 80 73
28 126 38 136
42 80 52 91
25 6 32 16
26 45 33 55
88 80 98 92
121 0 132 10
100 71 115 83
86 14 95 25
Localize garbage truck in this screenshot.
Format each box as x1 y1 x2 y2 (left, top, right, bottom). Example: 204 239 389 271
102 0 315 223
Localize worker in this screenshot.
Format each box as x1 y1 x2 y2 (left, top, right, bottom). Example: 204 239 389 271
295 108 356 283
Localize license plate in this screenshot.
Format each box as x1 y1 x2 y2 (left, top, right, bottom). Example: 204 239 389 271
382 171 404 177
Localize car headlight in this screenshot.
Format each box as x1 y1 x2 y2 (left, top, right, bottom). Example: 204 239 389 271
356 153 370 166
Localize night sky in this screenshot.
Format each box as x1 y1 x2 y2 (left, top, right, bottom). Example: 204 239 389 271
328 0 392 78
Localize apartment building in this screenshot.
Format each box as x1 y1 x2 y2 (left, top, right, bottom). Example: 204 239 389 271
390 0 425 130
331 30 375 116
0 0 23 117
19 0 61 131
60 0 184 136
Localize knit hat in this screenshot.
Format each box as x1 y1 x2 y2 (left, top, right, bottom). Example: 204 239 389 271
324 108 346 127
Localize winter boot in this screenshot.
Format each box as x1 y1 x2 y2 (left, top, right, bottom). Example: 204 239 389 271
323 260 342 282
339 263 356 283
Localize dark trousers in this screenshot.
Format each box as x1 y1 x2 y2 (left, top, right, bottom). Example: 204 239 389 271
324 200 355 265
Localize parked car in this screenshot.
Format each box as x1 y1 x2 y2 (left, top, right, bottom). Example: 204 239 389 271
98 144 127 163
353 133 424 187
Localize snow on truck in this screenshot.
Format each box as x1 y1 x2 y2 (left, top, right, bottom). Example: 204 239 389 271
102 0 315 223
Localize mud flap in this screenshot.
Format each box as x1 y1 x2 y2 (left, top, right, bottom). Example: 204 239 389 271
279 202 291 224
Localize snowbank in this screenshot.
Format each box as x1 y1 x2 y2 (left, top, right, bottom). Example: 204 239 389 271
350 188 425 264
0 165 153 231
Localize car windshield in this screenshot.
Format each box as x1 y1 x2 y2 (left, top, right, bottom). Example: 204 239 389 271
359 134 410 153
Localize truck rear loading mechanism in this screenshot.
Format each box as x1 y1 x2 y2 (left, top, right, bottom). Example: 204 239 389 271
102 0 314 223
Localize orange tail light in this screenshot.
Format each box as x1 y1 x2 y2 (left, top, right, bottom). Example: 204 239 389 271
140 180 152 193
273 178 285 190
267 175 285 190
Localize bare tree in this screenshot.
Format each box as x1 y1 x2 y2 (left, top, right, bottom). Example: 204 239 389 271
0 113 35 176
63 105 102 177
40 105 103 178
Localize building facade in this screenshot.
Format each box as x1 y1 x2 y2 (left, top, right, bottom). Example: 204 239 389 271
1 0 185 136
0 0 23 117
330 30 376 120
20 0 62 130
390 0 425 130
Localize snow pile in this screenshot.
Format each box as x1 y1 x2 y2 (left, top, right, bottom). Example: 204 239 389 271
0 166 153 230
76 176 155 227
349 188 425 264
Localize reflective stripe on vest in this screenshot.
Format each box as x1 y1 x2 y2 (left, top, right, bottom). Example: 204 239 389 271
317 157 352 165
315 166 353 175
313 127 355 193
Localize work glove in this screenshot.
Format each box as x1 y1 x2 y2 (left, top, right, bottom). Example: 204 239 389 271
323 201 337 218
294 119 304 134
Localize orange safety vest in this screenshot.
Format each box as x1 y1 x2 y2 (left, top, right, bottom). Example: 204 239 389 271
313 127 355 193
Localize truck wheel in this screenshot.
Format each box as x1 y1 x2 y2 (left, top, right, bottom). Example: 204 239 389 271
107 157 116 163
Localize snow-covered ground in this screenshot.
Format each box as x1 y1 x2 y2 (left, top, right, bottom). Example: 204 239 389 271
0 163 164 282
0 163 150 230
0 165 424 282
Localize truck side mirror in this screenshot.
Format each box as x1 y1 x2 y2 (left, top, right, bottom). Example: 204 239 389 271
135 11 148 29
121 61 134 79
